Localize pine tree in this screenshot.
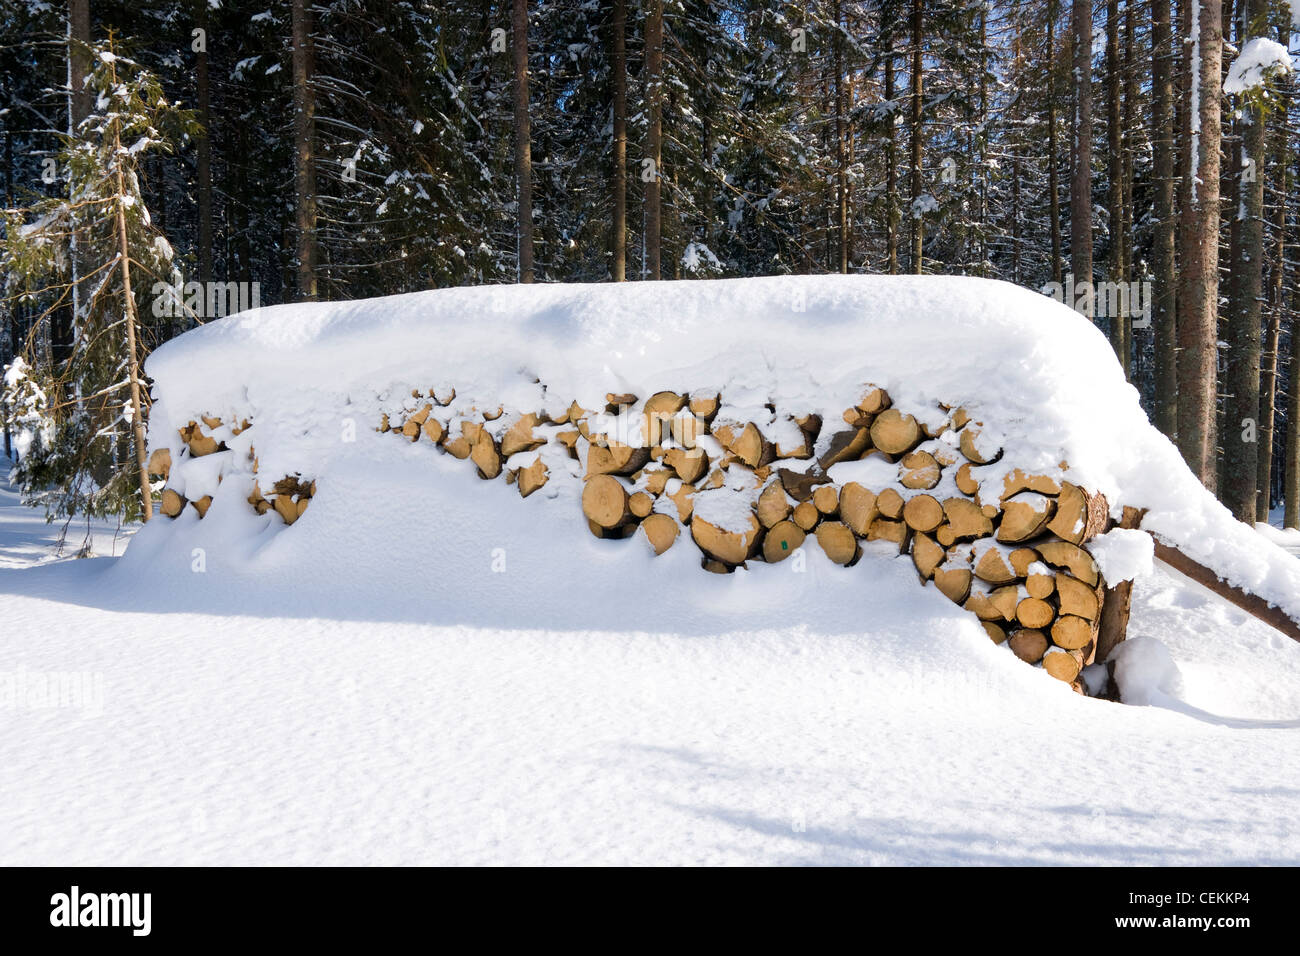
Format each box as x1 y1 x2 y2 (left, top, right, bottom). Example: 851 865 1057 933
2 37 193 531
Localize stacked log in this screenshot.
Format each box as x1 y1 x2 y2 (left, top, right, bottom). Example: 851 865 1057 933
368 385 1122 689
159 385 1124 691
156 415 316 525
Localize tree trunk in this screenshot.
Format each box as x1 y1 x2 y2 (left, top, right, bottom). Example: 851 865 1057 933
884 9 898 276
1151 0 1178 438
2 128 11 461
1287 300 1300 528
610 0 627 281
1070 0 1093 308
106 62 153 522
1121 0 1136 374
834 0 847 273
977 8 989 276
1287 150 1300 528
512 0 534 283
1258 99 1288 522
291 0 317 300
196 0 213 289
908 0 923 274
644 0 663 279
1224 0 1266 521
67 0 91 123
1175 0 1222 489
1105 0 1127 369
1047 0 1062 285
58 0 92 374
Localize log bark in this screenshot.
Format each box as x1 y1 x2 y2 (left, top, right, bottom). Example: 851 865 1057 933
1094 506 1143 660
1045 482 1107 543
1009 628 1049 663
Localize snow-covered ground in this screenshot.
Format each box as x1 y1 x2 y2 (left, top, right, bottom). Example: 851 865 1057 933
2 456 1298 866
1261 506 1300 559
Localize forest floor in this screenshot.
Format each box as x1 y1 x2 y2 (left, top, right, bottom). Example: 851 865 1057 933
1 465 1298 865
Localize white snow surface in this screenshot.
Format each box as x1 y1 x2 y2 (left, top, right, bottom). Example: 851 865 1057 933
1224 37 1294 95
1110 637 1185 707
143 275 1300 624
3 276 1298 865
1087 528 1155 584
2 458 1299 865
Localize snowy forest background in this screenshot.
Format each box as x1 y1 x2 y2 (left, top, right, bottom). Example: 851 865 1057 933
2 0 1299 534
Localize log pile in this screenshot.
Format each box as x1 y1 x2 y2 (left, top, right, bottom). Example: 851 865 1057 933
150 384 1126 691
152 417 314 525
375 384 1121 691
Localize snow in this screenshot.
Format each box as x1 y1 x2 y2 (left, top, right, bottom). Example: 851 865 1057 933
4 274 1299 864
681 241 721 275
1189 14 1201 179
827 455 898 488
1 459 1298 865
692 469 760 533
1224 38 1294 95
1109 638 1185 707
1256 521 1300 552
142 275 1300 626
1087 527 1155 584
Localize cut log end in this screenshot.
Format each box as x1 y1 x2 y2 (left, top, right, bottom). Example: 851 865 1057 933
815 521 859 565
582 474 630 529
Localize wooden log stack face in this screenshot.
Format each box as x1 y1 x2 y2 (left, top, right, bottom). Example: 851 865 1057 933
155 416 315 525
155 385 1123 692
